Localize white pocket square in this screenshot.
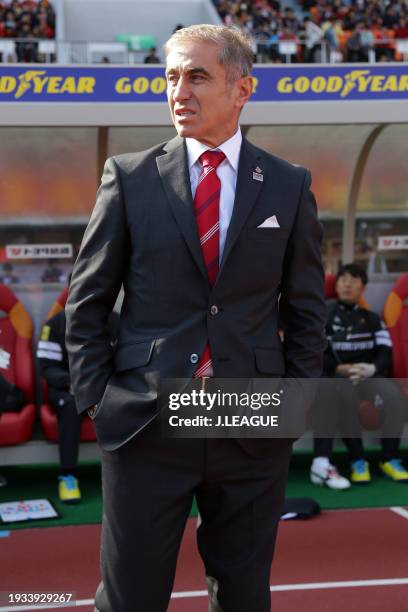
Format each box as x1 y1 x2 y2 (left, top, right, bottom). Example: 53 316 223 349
257 215 280 228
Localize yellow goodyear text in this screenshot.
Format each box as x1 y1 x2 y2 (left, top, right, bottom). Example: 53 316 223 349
115 76 167 95
277 70 408 98
0 70 96 99
115 75 258 95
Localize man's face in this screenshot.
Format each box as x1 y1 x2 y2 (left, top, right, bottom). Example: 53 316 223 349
166 41 252 148
336 272 365 304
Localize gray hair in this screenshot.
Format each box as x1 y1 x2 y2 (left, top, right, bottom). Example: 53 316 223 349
164 24 254 83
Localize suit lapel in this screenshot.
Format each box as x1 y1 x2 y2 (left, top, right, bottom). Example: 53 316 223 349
156 136 264 286
218 138 264 278
156 136 208 282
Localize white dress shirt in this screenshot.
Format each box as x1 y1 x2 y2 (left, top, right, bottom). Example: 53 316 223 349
186 127 242 261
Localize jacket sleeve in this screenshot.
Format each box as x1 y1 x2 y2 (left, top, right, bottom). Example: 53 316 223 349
279 169 327 378
65 157 130 414
41 365 70 390
370 313 392 376
37 318 70 390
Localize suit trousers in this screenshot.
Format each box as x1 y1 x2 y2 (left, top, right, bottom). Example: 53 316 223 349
94 419 292 612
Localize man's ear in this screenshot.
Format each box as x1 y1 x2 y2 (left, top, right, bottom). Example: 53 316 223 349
235 75 253 109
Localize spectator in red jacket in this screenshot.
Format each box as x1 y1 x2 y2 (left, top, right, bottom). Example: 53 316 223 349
395 16 408 39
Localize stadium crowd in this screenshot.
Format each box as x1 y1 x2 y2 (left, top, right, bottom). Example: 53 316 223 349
214 0 408 62
1 0 407 63
0 0 55 62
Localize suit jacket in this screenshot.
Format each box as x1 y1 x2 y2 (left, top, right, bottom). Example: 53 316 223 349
66 135 326 451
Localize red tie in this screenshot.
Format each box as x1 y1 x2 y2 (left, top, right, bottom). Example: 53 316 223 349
193 150 225 378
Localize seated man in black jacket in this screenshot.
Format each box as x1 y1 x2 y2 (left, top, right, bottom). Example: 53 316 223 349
310 263 408 489
38 309 82 503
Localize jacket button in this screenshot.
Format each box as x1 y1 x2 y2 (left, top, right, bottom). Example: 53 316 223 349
210 305 219 315
190 353 199 364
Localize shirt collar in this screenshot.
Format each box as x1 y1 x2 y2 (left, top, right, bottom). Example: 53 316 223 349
338 300 359 311
186 127 242 173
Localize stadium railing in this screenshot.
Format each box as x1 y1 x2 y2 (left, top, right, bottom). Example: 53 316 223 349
0 38 407 64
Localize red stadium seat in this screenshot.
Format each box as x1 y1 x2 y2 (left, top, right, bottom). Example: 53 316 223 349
324 273 337 299
0 284 36 445
39 287 97 442
46 286 68 321
383 273 408 406
40 402 97 442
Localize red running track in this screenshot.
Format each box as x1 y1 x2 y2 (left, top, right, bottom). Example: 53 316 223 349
1 508 408 612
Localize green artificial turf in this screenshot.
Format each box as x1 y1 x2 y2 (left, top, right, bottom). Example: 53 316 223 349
1 448 407 531
0 463 103 531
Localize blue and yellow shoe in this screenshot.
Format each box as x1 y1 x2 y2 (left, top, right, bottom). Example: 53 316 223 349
58 475 81 503
350 460 371 485
379 459 408 483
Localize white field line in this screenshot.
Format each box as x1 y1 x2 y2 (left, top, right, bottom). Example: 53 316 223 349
2 579 408 610
0 601 94 612
270 577 408 592
390 506 408 520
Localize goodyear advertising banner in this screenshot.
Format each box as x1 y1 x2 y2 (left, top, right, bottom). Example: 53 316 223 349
0 64 407 102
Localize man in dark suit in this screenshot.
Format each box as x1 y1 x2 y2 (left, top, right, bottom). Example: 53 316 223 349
66 24 326 612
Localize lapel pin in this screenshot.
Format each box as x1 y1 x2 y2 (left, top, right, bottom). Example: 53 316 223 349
252 166 263 182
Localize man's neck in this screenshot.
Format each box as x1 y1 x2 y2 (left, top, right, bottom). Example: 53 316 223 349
193 127 240 150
